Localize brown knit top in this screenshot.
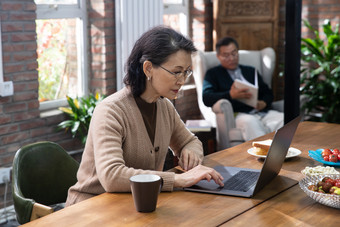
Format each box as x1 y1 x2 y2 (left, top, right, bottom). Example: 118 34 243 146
134 96 157 145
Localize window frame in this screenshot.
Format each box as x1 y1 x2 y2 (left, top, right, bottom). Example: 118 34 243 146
0 19 3 84
36 0 88 111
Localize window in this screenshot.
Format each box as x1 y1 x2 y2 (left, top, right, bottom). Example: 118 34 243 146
163 0 189 36
35 0 87 111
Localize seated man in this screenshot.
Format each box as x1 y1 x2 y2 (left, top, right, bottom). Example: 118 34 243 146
202 37 283 141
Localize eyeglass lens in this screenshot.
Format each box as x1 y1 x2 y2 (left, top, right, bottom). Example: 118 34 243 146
220 51 238 59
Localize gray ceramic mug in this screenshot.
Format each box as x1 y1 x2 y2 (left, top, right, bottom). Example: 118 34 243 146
130 174 163 212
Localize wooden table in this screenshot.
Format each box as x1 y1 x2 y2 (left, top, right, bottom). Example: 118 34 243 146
23 121 340 227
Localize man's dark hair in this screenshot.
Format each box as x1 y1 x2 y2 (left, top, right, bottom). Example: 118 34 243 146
215 37 239 54
123 25 197 97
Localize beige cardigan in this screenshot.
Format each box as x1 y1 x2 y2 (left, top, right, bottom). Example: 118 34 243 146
66 87 203 206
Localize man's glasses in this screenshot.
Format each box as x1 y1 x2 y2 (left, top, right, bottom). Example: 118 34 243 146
219 50 239 60
156 64 193 81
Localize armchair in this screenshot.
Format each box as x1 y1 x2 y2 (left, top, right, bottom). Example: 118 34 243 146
12 141 79 224
192 47 281 150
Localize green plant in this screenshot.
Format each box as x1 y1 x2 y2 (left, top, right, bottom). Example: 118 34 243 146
36 19 67 101
300 19 340 123
58 93 105 144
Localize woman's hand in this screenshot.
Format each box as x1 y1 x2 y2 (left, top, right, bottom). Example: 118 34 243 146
178 148 203 171
174 165 224 188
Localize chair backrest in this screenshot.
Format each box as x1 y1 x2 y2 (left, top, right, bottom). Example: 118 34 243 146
12 141 79 224
192 51 218 127
238 48 276 88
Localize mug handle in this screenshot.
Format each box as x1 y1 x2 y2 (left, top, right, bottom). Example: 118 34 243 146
159 177 163 193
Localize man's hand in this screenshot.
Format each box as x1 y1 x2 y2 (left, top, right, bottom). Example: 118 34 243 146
255 100 267 111
229 82 252 99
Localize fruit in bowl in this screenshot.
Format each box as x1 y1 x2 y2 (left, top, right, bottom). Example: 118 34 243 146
321 148 340 163
299 174 340 209
308 150 340 167
307 176 340 194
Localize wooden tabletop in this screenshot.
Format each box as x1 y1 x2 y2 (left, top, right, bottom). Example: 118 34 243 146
23 121 340 227
221 184 340 227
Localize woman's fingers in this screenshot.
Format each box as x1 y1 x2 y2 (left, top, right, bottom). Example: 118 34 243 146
179 149 203 171
174 165 224 188
187 154 200 170
206 167 224 187
179 151 187 170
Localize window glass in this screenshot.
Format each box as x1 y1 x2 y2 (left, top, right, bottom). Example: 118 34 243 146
36 0 87 110
36 18 79 101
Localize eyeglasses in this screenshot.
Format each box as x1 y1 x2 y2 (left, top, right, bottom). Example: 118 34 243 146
219 50 239 60
156 64 193 81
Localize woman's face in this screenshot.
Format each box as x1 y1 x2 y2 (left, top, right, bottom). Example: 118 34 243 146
145 50 192 101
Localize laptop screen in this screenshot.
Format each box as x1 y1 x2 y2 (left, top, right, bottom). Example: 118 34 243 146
253 115 302 194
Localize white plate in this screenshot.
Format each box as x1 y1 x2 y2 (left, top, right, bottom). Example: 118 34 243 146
247 147 301 159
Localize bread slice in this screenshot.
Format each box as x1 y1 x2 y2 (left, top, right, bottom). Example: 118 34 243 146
252 139 272 155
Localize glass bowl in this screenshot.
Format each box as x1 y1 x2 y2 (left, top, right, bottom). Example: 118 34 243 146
299 174 340 209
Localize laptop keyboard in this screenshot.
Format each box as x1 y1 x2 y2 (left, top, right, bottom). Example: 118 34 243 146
223 171 260 192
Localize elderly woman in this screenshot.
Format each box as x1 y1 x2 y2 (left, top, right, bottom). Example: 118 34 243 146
66 26 224 206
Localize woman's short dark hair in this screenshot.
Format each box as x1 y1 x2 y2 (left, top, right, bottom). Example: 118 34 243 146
123 25 197 97
215 37 239 54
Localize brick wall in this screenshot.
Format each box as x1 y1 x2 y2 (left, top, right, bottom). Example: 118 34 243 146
190 0 213 51
301 0 340 38
88 0 116 95
0 0 115 209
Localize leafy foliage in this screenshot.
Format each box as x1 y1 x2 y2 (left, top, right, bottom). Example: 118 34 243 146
36 19 68 101
58 93 105 144
300 19 340 123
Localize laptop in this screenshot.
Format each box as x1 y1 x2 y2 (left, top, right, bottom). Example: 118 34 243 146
184 115 302 197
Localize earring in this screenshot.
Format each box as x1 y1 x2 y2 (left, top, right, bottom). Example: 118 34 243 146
147 77 150 81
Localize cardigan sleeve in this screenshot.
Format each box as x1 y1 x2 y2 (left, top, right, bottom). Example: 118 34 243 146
165 99 204 160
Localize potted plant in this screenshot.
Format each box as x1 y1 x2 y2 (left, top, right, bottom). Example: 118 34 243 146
300 19 340 123
58 93 105 144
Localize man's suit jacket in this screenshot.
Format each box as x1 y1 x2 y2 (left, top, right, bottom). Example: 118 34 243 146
202 64 273 113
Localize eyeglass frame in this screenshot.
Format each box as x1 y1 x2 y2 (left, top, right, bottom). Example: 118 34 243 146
218 50 239 60
154 64 193 81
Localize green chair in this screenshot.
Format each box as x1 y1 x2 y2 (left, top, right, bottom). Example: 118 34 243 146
12 141 79 224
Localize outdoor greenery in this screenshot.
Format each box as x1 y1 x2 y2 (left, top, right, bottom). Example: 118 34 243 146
300 19 340 123
36 19 68 101
58 93 105 144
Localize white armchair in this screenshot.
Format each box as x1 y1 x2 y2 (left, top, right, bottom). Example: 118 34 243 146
192 48 281 150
